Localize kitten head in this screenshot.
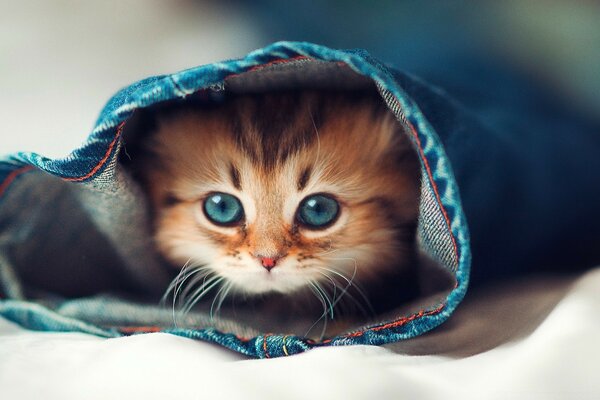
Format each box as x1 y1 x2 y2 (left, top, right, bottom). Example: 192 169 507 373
136 91 420 295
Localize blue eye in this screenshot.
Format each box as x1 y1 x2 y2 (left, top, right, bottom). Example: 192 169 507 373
297 194 340 228
203 192 244 226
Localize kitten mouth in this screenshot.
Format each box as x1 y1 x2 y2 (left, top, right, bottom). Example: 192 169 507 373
221 268 311 295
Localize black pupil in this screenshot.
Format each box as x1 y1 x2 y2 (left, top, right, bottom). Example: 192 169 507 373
308 199 321 212
216 197 228 212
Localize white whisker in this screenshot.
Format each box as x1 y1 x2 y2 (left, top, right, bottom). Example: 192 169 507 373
212 281 234 320
320 270 372 317
309 109 322 167
316 246 339 257
181 276 224 315
160 259 211 327
316 270 338 304
160 258 193 306
318 257 376 317
178 268 213 305
305 281 329 339
210 280 229 320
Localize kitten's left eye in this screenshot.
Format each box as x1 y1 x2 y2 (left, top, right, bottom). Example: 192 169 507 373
296 194 340 229
203 192 244 226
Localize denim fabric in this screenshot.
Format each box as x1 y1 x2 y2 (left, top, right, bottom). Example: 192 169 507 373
0 42 473 358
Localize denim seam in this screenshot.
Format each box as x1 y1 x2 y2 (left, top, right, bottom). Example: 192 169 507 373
62 122 126 182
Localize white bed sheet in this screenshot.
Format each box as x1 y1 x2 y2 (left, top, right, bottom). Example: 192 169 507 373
1 268 598 400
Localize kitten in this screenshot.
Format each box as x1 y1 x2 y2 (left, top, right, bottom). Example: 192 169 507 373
129 89 421 323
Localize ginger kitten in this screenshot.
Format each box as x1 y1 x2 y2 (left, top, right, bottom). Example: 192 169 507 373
129 89 421 325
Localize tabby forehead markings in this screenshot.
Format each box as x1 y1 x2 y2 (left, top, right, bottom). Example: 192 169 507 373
230 95 320 169
297 167 312 191
229 163 242 190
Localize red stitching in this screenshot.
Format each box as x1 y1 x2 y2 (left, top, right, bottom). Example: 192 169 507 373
408 121 459 259
342 303 446 339
0 165 34 199
263 334 271 358
63 121 125 182
247 55 310 72
118 326 162 333
224 55 311 81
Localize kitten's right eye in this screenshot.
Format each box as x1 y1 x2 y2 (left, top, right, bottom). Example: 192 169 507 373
203 192 244 226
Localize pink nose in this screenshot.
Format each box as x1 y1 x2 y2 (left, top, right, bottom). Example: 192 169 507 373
258 256 280 271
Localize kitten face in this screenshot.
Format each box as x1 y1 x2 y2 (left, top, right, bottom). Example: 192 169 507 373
136 91 420 296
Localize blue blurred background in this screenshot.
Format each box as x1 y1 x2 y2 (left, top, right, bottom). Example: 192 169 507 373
237 0 600 119
1 0 599 153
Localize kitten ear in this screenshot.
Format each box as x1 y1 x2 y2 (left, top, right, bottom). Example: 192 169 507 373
371 106 421 190
365 106 405 156
376 108 414 153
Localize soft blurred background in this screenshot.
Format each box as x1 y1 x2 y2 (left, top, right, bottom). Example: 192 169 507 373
1 0 599 158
